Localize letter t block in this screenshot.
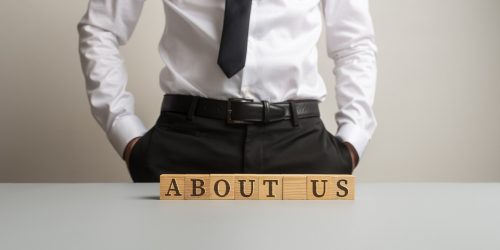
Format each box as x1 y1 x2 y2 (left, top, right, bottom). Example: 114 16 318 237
259 175 283 200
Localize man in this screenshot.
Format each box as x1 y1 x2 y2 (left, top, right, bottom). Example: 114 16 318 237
77 0 377 182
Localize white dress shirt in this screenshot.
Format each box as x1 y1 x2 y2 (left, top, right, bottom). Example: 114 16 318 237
77 0 378 160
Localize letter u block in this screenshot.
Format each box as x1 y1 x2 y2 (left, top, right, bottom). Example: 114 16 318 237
210 174 235 200
234 174 259 200
160 174 185 200
184 174 210 200
306 175 334 200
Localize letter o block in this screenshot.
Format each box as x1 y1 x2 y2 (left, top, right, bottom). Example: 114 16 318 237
210 174 235 200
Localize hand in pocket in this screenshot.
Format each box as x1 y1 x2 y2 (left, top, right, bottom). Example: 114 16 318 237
341 140 358 171
124 136 142 166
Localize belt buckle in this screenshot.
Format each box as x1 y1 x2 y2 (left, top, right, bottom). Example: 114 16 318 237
226 97 254 124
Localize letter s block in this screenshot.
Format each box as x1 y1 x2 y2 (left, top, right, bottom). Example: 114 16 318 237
210 174 235 200
160 174 185 200
332 175 355 200
185 174 210 200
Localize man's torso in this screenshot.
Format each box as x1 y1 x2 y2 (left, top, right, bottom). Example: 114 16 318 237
159 0 327 103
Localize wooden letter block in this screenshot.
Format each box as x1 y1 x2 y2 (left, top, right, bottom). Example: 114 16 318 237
332 175 355 200
160 174 355 200
184 174 210 200
258 175 283 200
234 174 259 200
283 175 307 200
160 174 185 200
306 175 334 200
210 174 235 200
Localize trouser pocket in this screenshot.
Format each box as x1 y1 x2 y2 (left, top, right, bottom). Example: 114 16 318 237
327 132 353 174
127 126 155 182
321 122 353 174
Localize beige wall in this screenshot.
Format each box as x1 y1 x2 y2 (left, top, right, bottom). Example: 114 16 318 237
1 0 499 182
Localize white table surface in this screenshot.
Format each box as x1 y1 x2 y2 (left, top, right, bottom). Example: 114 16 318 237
0 183 499 250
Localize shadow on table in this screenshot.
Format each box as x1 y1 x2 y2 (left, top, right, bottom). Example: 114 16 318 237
134 195 160 200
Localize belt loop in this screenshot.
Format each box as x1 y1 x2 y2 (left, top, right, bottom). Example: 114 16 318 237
288 100 300 127
262 100 270 123
186 96 199 121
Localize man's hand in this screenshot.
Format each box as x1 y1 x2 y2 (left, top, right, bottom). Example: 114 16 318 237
123 137 142 166
342 141 359 171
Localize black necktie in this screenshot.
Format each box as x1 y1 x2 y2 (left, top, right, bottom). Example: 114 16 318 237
217 0 253 78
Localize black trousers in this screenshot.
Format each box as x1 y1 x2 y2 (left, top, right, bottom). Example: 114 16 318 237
127 96 353 182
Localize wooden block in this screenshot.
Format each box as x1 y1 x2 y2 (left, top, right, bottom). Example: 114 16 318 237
332 175 355 200
184 174 210 200
258 175 283 200
306 175 334 200
160 174 185 200
234 174 259 200
283 175 307 200
210 174 235 200
159 174 355 200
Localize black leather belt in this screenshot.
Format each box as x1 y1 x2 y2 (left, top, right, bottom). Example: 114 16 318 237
160 94 321 125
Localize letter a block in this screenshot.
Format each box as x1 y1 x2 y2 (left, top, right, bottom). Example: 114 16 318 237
258 175 283 200
306 175 334 200
184 174 210 200
283 175 307 200
234 174 259 200
160 174 185 200
210 174 235 200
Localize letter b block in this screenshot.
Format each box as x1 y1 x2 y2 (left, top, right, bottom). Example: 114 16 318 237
184 174 210 200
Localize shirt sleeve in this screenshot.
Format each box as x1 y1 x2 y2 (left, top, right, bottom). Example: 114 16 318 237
77 0 148 158
321 0 378 159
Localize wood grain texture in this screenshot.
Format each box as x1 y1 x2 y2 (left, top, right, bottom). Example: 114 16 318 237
332 175 355 200
283 175 307 200
258 175 283 200
306 175 334 200
159 174 355 200
210 174 235 200
234 174 259 200
184 174 210 200
160 174 185 200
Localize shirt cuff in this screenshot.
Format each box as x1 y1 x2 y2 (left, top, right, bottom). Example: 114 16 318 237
335 123 372 159
107 114 148 158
